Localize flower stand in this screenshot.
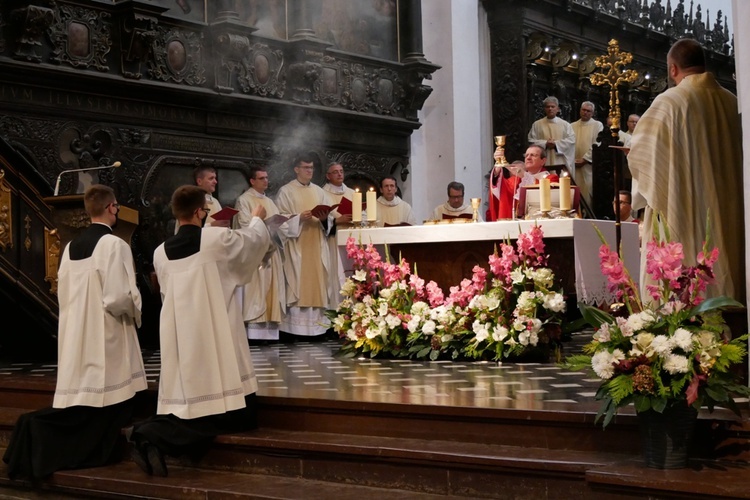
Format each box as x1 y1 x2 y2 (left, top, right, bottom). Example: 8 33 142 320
637 405 698 469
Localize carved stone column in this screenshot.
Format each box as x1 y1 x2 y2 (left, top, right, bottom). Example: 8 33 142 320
288 0 316 40
398 0 426 63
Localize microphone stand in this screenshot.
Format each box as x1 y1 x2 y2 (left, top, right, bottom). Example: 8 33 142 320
53 162 121 196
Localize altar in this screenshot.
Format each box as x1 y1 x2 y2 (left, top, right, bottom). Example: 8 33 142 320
337 219 640 305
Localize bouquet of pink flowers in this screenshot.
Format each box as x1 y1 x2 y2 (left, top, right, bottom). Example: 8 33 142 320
565 218 750 427
328 225 566 361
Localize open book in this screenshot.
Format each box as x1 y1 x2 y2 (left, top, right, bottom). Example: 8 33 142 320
264 214 291 250
311 204 339 219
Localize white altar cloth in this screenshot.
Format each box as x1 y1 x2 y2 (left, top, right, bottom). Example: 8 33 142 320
337 219 639 305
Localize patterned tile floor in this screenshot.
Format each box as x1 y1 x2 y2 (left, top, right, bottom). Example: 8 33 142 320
0 332 606 413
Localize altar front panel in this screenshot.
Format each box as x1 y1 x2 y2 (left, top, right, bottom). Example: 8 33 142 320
337 219 639 305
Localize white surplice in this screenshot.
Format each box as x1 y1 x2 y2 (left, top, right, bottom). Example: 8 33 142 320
54 235 147 408
153 221 271 419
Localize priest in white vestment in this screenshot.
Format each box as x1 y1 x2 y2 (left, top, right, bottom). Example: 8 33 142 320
628 38 745 302
528 96 576 176
323 162 355 301
431 181 479 221
275 155 336 336
130 185 273 476
571 101 604 208
236 166 301 341
174 165 229 233
4 184 147 481
617 113 639 149
376 175 417 226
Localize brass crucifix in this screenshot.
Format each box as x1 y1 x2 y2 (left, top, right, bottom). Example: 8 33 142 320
590 39 638 137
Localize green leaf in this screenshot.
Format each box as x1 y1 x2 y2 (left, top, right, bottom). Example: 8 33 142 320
651 398 668 413
633 394 652 412
689 296 744 316
578 302 614 329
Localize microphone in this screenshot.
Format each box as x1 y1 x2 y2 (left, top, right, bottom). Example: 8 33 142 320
53 161 122 196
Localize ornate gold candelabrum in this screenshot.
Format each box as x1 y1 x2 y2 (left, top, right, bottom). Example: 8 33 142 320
471 197 481 223
494 136 509 167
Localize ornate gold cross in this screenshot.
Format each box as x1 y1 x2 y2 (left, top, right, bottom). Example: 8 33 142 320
590 39 638 137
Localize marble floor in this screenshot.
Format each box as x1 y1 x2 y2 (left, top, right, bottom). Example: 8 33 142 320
0 332 609 413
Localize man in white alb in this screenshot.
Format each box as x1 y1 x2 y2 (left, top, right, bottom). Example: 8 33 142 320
235 166 301 342
571 101 603 208
431 181 477 221
322 161 354 299
528 96 576 177
628 38 745 302
376 175 417 226
275 154 337 337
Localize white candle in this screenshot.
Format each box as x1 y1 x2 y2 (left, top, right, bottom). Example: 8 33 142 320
366 188 377 221
559 176 571 211
352 190 362 223
540 178 551 212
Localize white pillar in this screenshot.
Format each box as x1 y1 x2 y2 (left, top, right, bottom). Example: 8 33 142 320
409 0 491 222
732 0 750 383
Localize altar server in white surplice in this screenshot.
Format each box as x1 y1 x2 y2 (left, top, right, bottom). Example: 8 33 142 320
322 161 355 296
236 166 301 342
3 184 147 482
130 185 273 477
628 38 745 303
376 175 417 226
571 101 604 207
275 154 336 336
528 96 576 176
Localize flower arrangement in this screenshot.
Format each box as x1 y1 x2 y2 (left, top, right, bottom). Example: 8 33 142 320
327 225 566 361
564 218 750 427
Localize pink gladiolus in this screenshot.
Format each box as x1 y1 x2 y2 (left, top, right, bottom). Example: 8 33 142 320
426 281 445 307
409 274 425 297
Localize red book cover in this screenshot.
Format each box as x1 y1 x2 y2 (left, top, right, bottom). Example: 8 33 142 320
210 206 239 221
441 213 472 219
336 197 353 216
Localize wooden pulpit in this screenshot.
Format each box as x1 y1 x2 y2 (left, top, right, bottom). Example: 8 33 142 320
43 195 139 252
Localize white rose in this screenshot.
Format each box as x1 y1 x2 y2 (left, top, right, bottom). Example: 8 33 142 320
422 320 437 335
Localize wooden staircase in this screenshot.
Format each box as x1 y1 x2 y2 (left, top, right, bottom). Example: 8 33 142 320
0 372 749 499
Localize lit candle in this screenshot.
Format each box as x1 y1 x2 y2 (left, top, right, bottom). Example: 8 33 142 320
559 175 571 211
540 178 551 212
352 189 362 223
366 188 377 221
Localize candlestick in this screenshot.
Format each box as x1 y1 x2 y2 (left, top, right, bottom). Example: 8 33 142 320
352 190 362 223
366 188 377 221
540 178 551 212
559 176 571 211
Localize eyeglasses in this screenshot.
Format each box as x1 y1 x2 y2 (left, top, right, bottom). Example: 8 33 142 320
107 202 120 211
524 153 541 158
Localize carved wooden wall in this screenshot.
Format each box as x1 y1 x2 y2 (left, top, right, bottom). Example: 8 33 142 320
0 0 438 345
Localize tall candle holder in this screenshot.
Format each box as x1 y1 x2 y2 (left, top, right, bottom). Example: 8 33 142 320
471 197 481 222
